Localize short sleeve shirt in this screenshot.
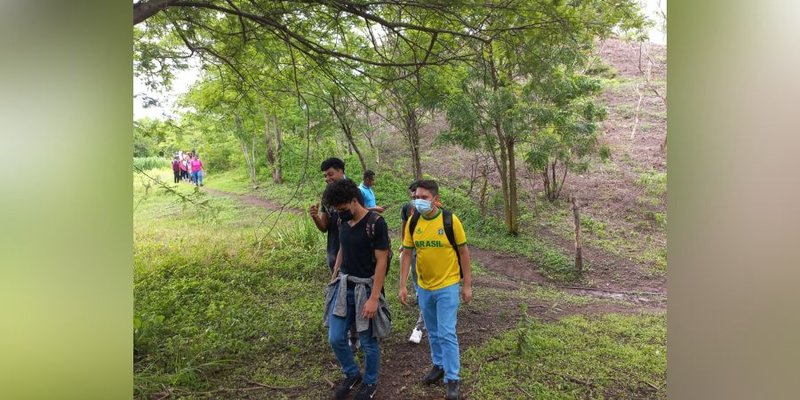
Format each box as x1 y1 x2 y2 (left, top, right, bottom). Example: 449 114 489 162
339 212 390 278
359 183 376 208
402 210 466 290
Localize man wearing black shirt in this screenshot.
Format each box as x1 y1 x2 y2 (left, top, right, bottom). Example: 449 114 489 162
309 157 348 272
322 179 390 400
309 158 365 353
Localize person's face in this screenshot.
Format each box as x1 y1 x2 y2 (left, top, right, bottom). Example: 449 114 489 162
333 199 356 215
365 176 375 187
414 187 438 203
323 167 344 184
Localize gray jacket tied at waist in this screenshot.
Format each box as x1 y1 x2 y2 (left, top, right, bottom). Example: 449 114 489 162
323 274 392 338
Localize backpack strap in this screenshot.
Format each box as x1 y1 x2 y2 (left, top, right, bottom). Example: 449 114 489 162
365 211 392 277
410 209 463 278
441 210 463 278
408 211 422 242
365 211 381 239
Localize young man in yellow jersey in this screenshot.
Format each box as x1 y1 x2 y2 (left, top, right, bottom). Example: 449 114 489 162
399 180 472 400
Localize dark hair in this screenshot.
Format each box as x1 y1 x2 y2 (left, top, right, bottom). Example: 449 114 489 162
364 170 375 180
415 179 439 196
408 180 419 192
320 157 345 173
322 179 361 208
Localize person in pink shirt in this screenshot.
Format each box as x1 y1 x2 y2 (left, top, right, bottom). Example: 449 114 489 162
179 154 189 181
190 154 204 187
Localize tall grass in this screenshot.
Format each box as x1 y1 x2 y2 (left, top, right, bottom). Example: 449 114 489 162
134 156 171 171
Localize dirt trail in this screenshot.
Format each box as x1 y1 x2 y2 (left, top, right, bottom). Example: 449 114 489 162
199 186 666 399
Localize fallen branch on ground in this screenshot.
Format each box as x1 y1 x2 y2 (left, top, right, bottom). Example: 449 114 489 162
558 286 664 297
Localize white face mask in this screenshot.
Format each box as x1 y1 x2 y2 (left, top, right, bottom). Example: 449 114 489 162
412 199 433 214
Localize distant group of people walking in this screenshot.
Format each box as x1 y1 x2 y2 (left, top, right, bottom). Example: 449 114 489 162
171 151 204 187
311 157 472 400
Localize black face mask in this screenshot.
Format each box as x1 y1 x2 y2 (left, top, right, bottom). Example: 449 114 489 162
338 209 354 222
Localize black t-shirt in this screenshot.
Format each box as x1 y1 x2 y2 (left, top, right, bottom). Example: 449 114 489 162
338 211 390 278
400 202 412 222
320 179 365 270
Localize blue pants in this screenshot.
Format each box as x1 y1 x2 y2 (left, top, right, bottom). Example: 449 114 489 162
418 283 460 382
409 250 425 331
328 284 380 384
191 170 203 185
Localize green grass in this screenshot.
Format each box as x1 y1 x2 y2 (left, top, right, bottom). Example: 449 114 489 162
462 313 666 399
134 170 334 397
636 169 667 198
134 156 171 171
134 169 421 399
134 166 665 399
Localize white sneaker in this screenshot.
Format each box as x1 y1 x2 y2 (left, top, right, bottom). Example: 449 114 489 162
409 328 423 344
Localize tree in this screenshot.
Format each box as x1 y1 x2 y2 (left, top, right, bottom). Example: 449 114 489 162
524 72 608 201
442 0 644 235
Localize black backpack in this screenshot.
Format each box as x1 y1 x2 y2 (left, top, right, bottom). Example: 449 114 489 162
408 209 463 278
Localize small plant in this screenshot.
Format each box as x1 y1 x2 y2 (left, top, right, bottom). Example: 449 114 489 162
636 169 667 197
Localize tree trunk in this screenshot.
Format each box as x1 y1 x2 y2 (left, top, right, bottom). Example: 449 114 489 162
405 108 423 180
487 40 516 235
555 161 568 200
542 168 551 200
264 113 275 165
272 114 283 183
493 121 512 234
478 172 488 217
506 138 519 235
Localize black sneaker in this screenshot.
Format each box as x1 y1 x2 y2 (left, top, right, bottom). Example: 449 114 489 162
421 365 444 385
445 380 460 400
333 374 362 400
354 383 378 400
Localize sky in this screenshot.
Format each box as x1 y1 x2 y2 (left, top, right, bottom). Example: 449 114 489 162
133 0 666 120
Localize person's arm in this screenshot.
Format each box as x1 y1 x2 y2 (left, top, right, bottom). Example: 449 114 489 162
362 248 388 319
366 206 385 213
399 216 414 306
308 203 329 232
452 215 472 303
330 244 343 282
399 220 406 253
458 245 472 304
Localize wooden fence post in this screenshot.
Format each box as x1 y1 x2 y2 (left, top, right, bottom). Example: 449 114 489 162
571 196 583 275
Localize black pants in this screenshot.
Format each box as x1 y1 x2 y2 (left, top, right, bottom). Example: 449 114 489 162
173 170 180 183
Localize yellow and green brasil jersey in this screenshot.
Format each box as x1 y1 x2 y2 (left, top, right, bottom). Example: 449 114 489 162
402 209 467 290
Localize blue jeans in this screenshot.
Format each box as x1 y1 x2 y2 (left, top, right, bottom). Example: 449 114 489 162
417 282 460 382
328 283 380 384
409 250 425 331
191 170 203 185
